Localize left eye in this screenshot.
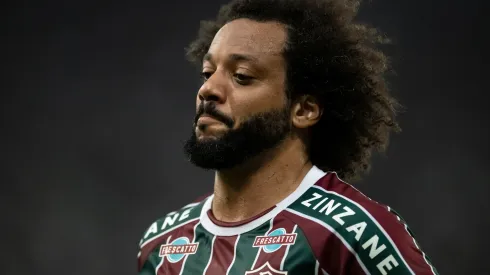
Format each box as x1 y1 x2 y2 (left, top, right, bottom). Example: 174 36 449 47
234 73 253 84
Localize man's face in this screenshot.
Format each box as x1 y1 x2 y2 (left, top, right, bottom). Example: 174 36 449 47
184 19 291 170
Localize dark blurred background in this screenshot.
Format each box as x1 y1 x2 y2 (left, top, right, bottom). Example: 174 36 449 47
2 0 488 274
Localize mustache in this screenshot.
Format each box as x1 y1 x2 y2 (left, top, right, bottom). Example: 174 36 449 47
194 102 234 128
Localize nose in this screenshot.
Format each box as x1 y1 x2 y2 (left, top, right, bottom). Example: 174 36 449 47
197 71 227 104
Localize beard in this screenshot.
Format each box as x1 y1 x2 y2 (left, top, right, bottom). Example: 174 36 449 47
183 103 291 170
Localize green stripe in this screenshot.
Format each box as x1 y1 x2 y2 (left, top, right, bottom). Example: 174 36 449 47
138 261 154 275
282 226 316 273
181 224 213 274
226 221 271 274
289 187 414 275
139 251 161 275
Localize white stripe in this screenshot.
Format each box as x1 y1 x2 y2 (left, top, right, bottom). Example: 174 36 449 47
390 206 436 274
202 235 217 274
183 202 200 208
251 219 274 269
154 235 172 274
311 185 416 275
200 166 327 236
155 255 165 274
225 235 241 275
179 222 201 275
285 208 370 274
404 224 437 275
315 260 330 275
141 217 200 248
280 224 297 270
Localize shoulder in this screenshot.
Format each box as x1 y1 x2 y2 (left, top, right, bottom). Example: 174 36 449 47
283 172 438 275
137 195 210 271
138 196 209 249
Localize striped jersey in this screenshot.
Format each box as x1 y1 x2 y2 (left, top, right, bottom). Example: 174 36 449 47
137 166 438 275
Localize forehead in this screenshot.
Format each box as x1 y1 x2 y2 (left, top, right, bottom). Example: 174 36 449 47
207 18 286 63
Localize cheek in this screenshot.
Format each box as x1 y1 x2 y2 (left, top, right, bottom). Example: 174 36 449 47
231 86 287 119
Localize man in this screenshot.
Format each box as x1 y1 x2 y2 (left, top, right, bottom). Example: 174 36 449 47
137 0 439 274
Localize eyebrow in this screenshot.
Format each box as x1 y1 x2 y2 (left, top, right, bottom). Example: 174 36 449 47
203 53 260 64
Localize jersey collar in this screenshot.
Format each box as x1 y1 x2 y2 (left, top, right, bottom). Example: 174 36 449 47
200 165 327 236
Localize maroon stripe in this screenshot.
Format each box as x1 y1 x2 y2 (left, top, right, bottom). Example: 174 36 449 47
251 216 297 271
154 220 200 275
204 235 239 275
280 210 365 275
315 173 434 274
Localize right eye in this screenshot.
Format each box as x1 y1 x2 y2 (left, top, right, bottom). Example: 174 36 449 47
200 71 213 81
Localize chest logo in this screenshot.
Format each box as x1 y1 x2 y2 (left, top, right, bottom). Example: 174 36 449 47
253 228 297 253
245 262 288 275
159 237 199 263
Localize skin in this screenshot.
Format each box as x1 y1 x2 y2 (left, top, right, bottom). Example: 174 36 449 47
196 18 322 223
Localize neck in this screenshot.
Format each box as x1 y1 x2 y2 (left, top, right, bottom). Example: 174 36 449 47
211 137 312 223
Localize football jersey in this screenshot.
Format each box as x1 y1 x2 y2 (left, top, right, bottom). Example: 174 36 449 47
137 166 438 275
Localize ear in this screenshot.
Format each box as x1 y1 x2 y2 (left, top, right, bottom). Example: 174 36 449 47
291 95 322 129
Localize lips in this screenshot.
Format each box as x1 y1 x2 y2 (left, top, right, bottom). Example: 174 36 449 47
197 115 223 125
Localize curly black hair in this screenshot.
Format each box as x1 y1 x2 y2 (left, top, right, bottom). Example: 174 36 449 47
185 0 401 181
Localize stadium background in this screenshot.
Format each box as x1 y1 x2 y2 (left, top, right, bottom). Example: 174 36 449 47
2 0 488 274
